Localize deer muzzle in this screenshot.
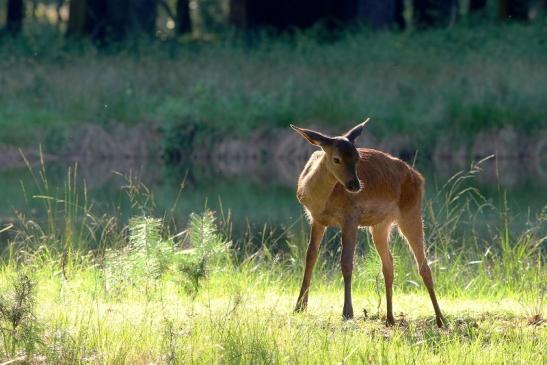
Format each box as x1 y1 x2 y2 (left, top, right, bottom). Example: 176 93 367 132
346 179 361 193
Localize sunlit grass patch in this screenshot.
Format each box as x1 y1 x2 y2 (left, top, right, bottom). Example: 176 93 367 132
1 262 545 364
0 248 542 364
23 277 546 364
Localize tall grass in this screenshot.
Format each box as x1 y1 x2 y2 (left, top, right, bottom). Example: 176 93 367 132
0 159 544 363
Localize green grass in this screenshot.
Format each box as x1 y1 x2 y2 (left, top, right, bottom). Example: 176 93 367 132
0 21 546 153
0 229 544 364
0 264 544 364
0 161 545 364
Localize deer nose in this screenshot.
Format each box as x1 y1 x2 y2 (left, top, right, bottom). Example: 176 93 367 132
346 179 360 192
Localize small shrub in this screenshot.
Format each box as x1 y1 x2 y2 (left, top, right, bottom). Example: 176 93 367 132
103 212 231 298
177 211 231 296
0 272 41 359
104 216 173 296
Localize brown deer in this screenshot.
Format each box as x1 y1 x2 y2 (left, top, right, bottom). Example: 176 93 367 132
291 119 444 327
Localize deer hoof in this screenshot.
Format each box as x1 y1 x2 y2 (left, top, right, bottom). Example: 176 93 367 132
436 316 445 328
343 309 354 320
294 301 307 313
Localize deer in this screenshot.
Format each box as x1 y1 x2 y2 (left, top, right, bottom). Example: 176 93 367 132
290 119 444 327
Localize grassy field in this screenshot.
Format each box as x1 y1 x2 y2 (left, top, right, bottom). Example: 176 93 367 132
0 164 545 364
0 21 546 153
0 260 544 364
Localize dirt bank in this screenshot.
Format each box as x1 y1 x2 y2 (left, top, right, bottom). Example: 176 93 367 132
0 122 162 169
0 123 545 175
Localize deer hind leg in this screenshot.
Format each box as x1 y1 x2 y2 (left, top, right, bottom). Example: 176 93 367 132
295 222 326 312
397 209 444 328
371 222 395 326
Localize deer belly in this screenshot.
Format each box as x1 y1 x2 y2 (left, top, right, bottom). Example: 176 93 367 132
304 207 343 227
357 202 398 226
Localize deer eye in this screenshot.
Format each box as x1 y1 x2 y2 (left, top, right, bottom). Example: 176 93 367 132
333 157 341 164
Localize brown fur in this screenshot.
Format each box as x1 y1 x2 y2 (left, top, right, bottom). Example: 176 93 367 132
292 122 444 327
297 148 423 228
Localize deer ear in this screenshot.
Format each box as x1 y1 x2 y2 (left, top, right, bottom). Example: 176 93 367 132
344 117 370 143
290 124 333 147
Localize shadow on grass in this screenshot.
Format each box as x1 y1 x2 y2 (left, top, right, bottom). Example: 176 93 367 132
303 310 545 345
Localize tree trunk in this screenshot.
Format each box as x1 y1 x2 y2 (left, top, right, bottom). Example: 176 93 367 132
84 0 108 41
356 0 405 29
395 0 405 29
498 0 529 20
229 0 286 30
468 0 486 22
229 0 375 31
176 0 191 35
67 0 158 41
507 0 528 20
76 0 125 42
107 0 130 40
469 0 487 12
67 0 87 36
129 0 157 35
6 0 25 34
413 0 458 28
229 0 248 28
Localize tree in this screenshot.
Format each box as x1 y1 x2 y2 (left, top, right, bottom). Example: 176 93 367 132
176 0 192 35
67 0 158 42
130 0 157 35
498 0 529 21
229 0 247 28
355 0 405 29
469 0 487 13
228 0 356 31
84 0 109 41
67 0 87 37
5 0 25 34
468 0 487 22
413 0 458 28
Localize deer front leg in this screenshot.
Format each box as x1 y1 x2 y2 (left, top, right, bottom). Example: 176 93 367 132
295 222 326 312
341 223 358 319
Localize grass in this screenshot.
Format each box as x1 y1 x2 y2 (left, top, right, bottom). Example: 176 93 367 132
0 264 544 364
0 21 546 153
0 159 545 363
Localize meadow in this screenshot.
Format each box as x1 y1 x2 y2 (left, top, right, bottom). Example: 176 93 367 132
0 161 544 364
0 21 546 155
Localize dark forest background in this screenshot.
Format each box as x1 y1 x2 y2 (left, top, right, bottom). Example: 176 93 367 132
1 0 545 40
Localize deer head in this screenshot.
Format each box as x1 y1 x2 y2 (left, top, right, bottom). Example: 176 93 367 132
291 118 370 193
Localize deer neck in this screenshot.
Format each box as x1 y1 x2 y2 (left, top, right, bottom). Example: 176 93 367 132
298 151 337 215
